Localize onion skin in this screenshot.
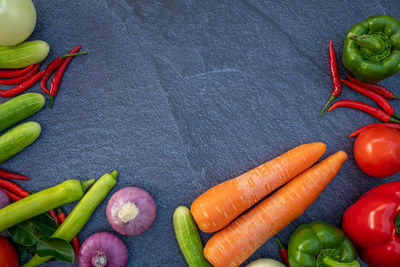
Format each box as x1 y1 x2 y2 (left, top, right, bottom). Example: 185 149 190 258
78 232 128 267
0 189 10 209
106 187 157 236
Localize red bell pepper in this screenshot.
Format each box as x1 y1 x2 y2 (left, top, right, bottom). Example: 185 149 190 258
342 181 400 267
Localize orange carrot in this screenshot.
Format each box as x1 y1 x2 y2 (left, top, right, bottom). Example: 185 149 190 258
203 151 348 267
191 142 327 233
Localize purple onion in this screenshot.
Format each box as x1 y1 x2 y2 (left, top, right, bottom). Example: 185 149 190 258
78 232 128 267
106 187 157 236
0 189 10 209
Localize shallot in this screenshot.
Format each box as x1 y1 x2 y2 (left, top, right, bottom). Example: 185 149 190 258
106 187 157 236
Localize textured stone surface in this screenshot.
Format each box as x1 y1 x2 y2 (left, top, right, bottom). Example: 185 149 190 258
1 0 399 266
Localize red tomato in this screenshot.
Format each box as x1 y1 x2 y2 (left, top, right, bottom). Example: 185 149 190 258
0 236 19 267
354 125 400 178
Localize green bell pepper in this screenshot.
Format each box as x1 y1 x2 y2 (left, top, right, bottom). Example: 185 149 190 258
288 221 360 267
343 15 400 83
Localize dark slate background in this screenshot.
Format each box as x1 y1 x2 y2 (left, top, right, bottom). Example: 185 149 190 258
1 0 399 266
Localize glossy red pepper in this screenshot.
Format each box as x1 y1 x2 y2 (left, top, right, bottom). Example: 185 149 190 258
341 78 400 120
343 181 400 267
349 123 400 137
320 40 342 117
0 64 34 78
0 64 40 85
328 100 400 123
345 73 398 99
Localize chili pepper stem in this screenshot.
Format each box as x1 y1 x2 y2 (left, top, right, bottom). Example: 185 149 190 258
320 95 336 117
323 256 360 267
49 95 55 109
393 113 400 120
389 117 400 124
60 51 88 59
276 238 285 249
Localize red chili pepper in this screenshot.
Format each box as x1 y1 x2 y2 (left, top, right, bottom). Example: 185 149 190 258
328 100 400 123
276 238 290 266
41 51 88 94
56 207 80 260
48 209 61 226
0 178 29 198
0 64 35 78
341 78 400 120
345 73 398 99
0 70 45 98
0 187 22 202
0 168 30 181
49 46 87 108
349 122 400 137
0 64 40 85
320 40 342 117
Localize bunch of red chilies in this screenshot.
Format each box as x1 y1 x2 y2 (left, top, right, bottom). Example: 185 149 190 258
320 40 400 137
0 168 80 260
0 45 87 108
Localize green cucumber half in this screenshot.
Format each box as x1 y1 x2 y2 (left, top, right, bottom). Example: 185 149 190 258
0 121 41 163
173 206 211 267
0 93 45 133
0 40 49 69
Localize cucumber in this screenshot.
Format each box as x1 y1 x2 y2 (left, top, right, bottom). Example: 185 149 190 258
0 121 41 163
173 206 211 267
0 40 49 69
0 93 45 132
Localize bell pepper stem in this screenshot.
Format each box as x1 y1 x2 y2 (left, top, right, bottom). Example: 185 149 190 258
396 213 400 236
323 257 360 267
347 33 384 54
320 95 336 117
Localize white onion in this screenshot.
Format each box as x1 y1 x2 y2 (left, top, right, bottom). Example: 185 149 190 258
0 0 37 45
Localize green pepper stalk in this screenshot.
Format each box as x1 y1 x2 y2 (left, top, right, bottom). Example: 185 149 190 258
22 170 118 267
343 15 400 83
288 221 360 267
0 178 95 232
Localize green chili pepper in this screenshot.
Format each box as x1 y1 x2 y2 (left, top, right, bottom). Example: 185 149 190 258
0 178 95 232
22 170 118 267
288 221 360 267
343 15 400 83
